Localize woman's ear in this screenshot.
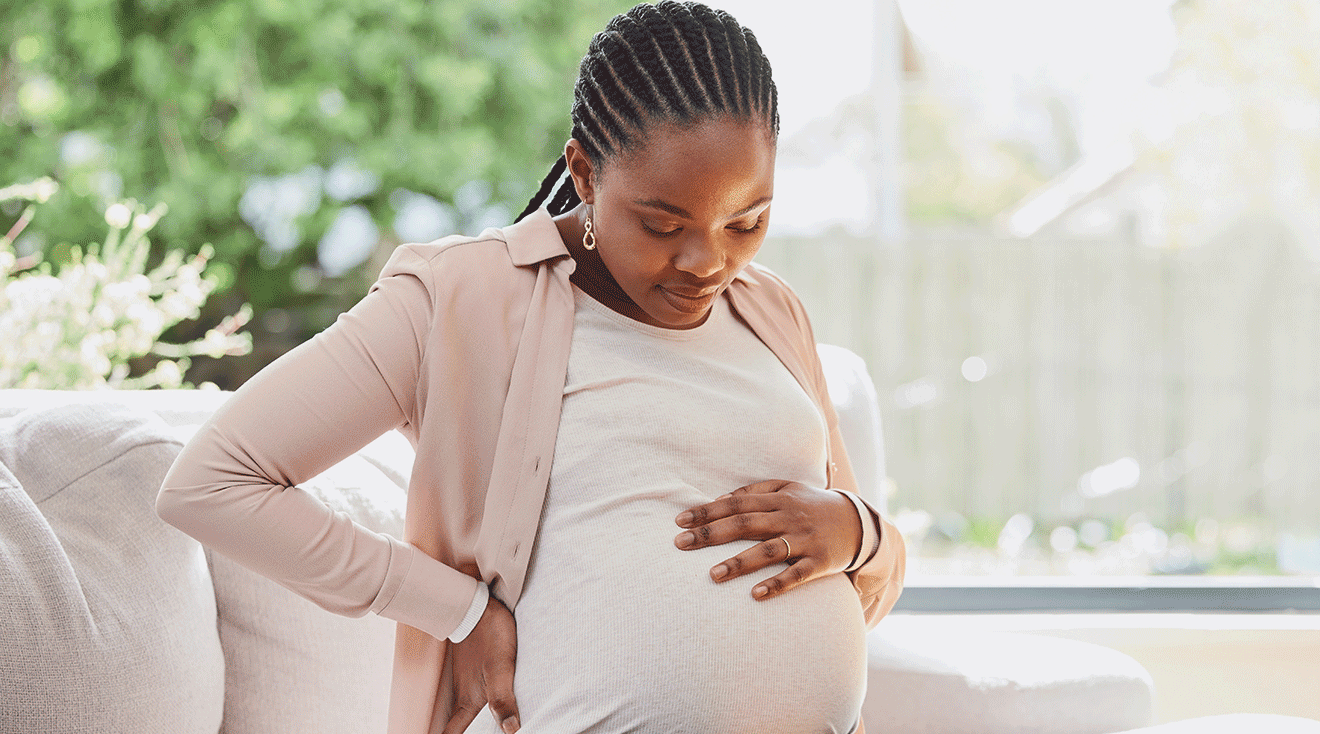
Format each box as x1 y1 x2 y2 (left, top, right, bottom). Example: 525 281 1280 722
564 139 597 206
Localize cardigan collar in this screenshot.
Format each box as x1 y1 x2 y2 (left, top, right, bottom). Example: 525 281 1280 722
501 207 571 267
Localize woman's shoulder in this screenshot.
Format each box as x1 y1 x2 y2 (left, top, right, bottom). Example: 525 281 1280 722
379 211 567 293
732 261 811 319
380 229 512 278
375 227 542 300
738 260 792 288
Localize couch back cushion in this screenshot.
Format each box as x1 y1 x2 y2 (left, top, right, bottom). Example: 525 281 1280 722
179 420 409 734
0 401 225 734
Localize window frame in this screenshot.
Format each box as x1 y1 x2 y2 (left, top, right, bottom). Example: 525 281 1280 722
892 576 1320 613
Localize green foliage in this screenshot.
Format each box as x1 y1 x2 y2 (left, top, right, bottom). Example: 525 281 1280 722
961 514 1006 549
899 509 1285 575
2 0 632 378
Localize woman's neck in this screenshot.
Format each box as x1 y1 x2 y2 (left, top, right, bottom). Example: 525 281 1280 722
552 208 652 325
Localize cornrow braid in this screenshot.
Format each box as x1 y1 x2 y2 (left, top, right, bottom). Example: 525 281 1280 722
670 3 726 111
633 3 697 116
745 32 778 126
693 4 746 116
514 154 567 223
515 0 779 222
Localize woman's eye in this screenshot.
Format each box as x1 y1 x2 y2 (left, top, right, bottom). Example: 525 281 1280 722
642 222 681 237
728 220 763 234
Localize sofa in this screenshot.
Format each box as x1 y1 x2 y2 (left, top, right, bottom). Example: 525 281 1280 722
2 346 1319 734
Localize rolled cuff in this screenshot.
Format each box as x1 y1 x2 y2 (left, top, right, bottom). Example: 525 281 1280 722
448 583 489 643
372 537 481 642
834 488 880 573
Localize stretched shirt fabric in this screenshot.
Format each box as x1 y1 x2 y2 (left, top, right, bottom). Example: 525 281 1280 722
156 207 906 734
461 287 867 732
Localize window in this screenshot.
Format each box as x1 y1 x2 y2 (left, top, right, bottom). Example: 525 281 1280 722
712 0 1320 595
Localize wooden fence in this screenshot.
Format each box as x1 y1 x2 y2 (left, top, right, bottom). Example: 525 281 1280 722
756 219 1320 532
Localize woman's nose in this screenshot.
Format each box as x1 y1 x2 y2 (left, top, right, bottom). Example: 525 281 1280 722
673 240 723 279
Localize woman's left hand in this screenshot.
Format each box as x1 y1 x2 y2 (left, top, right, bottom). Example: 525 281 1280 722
673 480 863 600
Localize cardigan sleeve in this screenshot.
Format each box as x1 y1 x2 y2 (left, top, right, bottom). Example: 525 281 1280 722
156 245 482 643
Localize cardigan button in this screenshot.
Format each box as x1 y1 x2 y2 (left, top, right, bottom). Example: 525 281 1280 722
511 543 520 558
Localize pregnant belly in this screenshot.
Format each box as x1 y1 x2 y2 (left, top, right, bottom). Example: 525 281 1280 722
494 507 869 734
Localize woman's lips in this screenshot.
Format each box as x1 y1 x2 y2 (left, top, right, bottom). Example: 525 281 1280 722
659 285 717 314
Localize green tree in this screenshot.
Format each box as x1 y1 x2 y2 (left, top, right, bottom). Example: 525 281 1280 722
2 0 631 385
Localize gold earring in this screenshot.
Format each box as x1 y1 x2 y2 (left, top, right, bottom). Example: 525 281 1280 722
583 214 597 251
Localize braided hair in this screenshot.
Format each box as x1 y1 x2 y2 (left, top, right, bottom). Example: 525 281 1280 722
514 1 779 222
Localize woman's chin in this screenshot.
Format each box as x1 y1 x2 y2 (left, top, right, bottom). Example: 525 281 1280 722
645 287 718 328
646 306 710 330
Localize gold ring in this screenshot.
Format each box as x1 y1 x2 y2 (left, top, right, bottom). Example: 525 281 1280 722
780 536 792 559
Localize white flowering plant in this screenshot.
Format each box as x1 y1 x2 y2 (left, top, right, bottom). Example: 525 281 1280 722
1 177 252 389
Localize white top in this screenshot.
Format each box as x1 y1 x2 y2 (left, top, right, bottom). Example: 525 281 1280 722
467 287 867 733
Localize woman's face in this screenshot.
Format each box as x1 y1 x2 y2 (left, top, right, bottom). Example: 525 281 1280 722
569 116 776 329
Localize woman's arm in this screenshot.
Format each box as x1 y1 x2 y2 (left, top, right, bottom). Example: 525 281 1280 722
156 245 483 643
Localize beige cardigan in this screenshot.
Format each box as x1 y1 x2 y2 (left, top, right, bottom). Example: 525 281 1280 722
157 207 905 734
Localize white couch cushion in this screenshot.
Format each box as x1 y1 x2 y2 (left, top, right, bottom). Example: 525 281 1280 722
0 388 228 427
863 625 1155 734
0 401 225 734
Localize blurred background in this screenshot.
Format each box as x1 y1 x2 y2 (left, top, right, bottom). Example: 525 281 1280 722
3 0 1318 580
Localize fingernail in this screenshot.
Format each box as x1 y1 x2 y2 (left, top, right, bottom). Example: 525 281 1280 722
712 564 728 580
753 585 768 598
716 493 732 500
502 716 519 733
676 511 693 526
675 531 694 548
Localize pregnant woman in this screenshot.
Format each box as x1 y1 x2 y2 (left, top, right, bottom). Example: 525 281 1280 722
156 3 905 733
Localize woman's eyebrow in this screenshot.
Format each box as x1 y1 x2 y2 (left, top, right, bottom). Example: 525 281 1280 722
633 199 692 218
632 196 773 220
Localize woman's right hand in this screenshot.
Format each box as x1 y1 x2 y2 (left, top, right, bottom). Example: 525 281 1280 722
442 595 521 734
